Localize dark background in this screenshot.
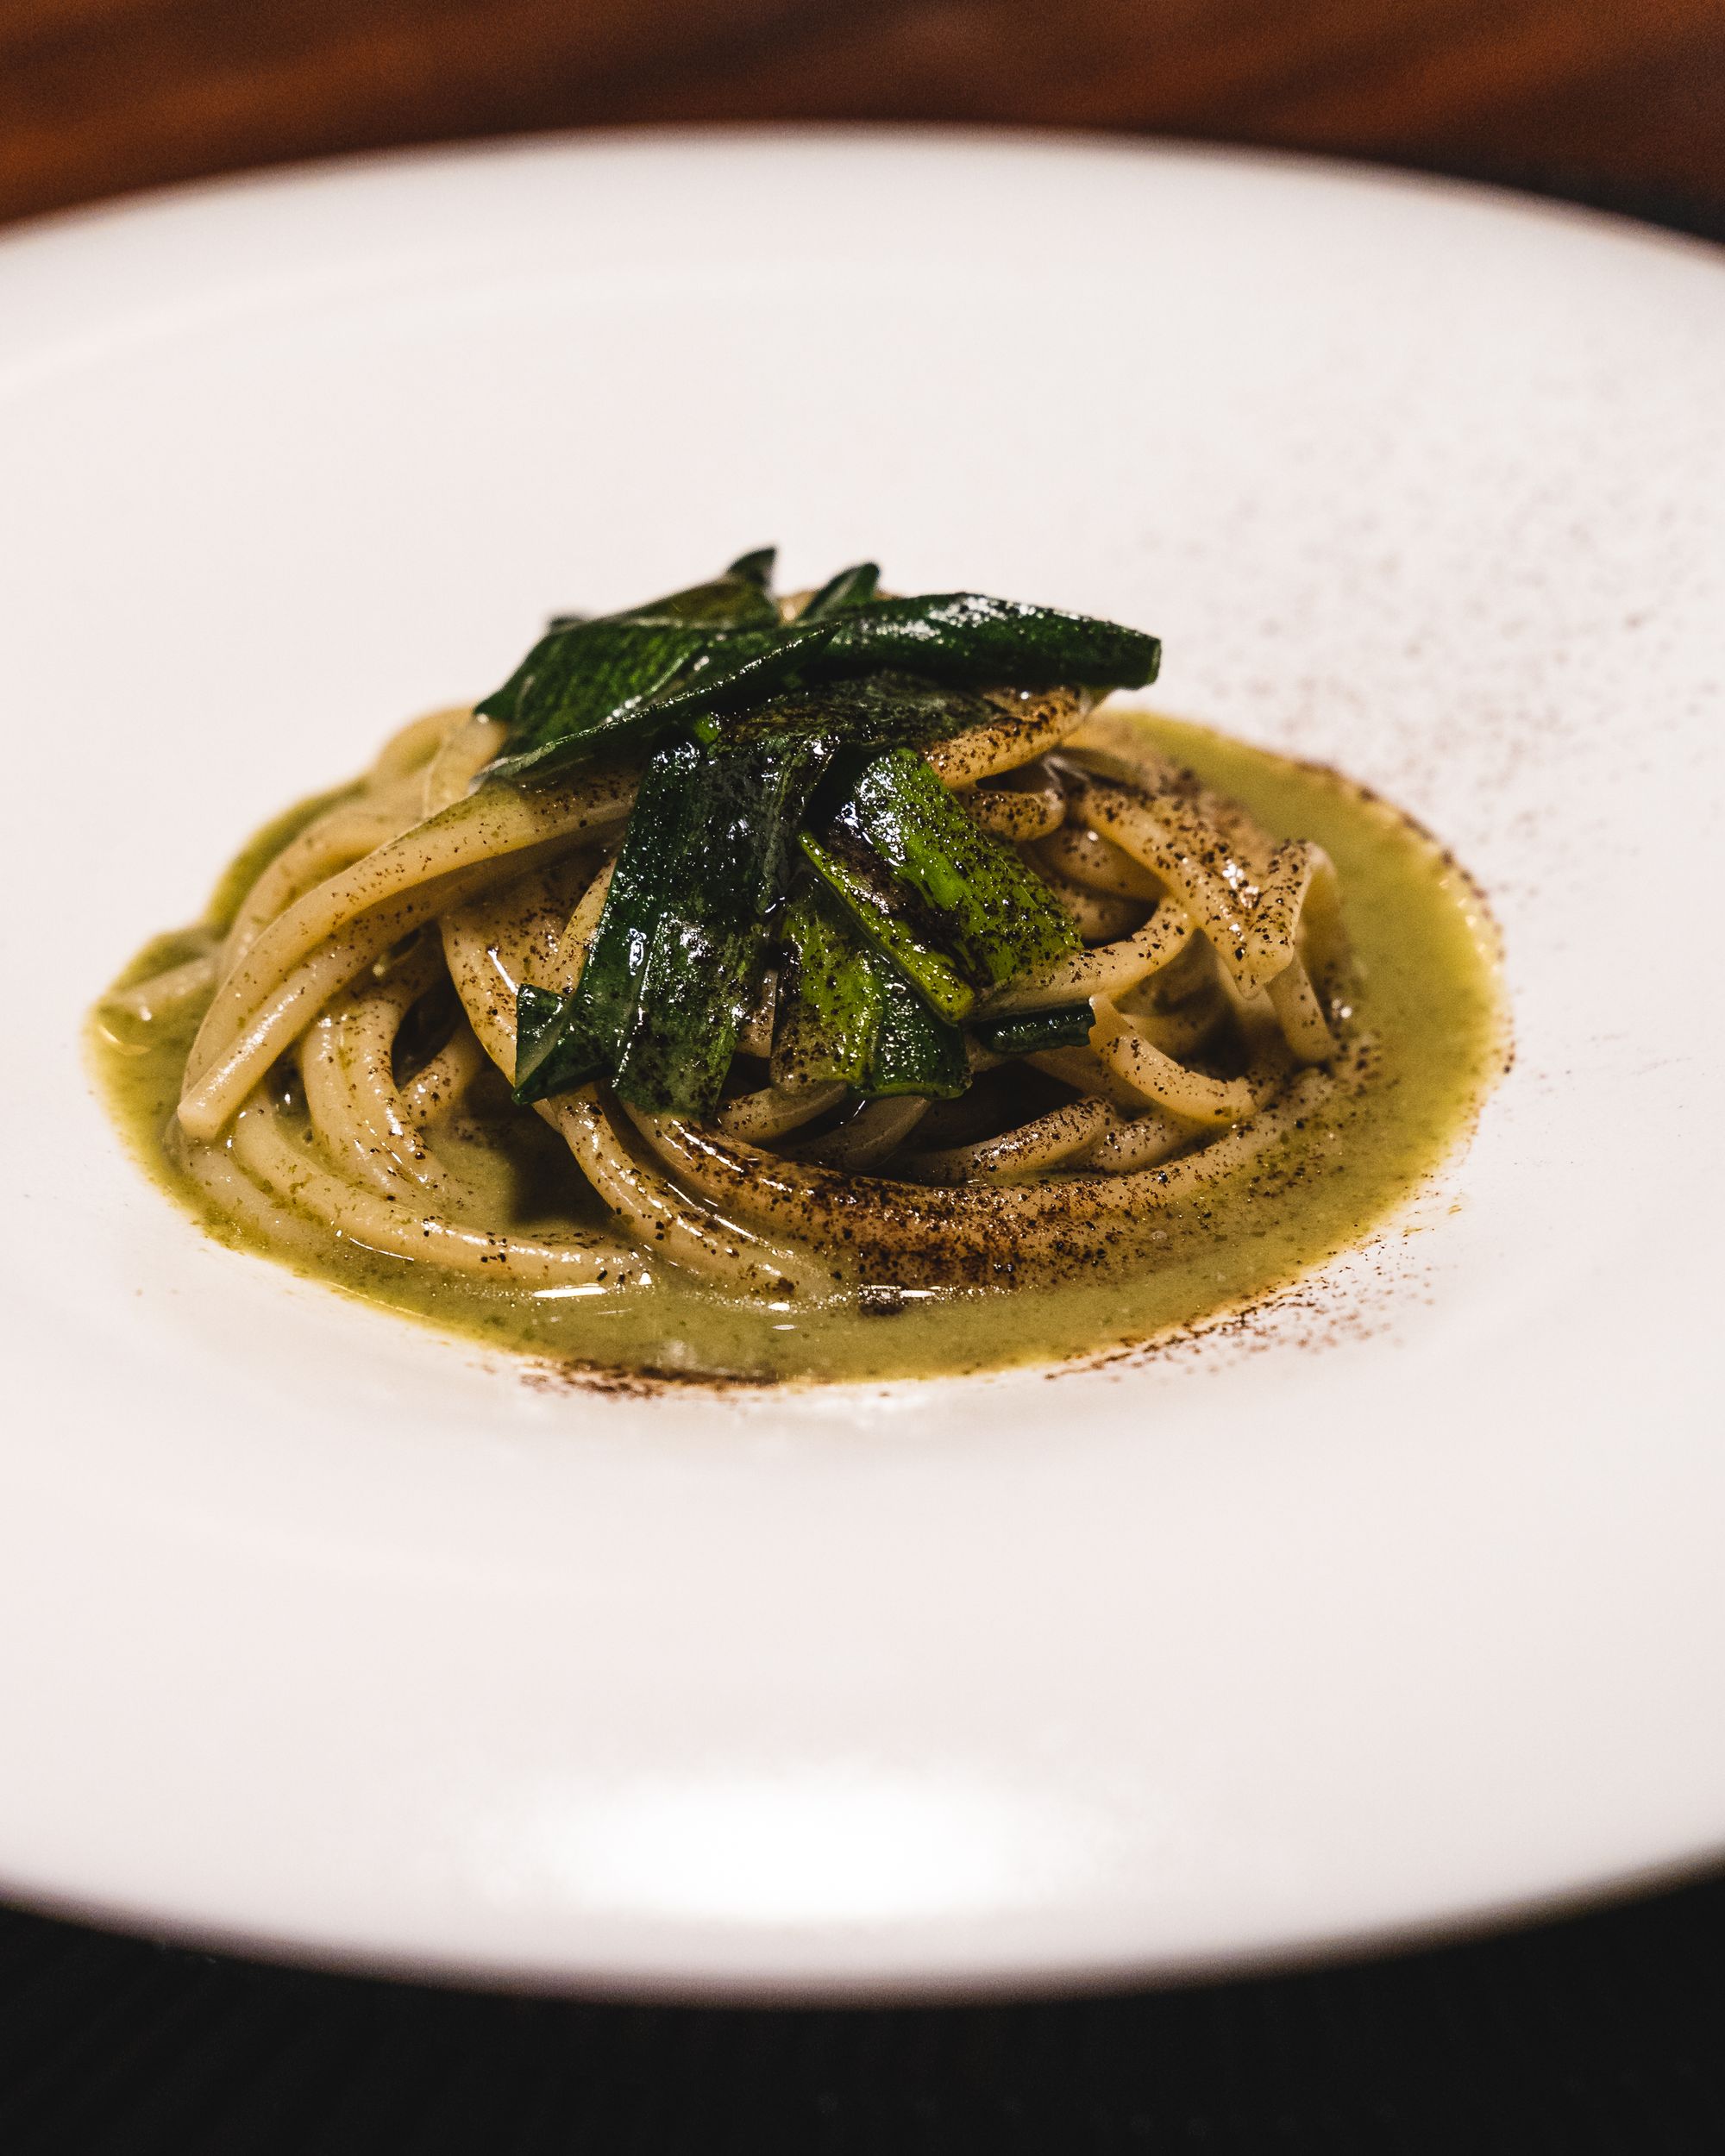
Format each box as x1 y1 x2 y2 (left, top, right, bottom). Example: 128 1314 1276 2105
5 3 1725 2147
6 1874 1725 2151
3 0 1724 237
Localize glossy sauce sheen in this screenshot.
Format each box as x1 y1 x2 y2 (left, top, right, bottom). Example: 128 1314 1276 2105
93 715 1507 1385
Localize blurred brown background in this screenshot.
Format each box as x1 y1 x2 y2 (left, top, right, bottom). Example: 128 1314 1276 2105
3 0 1724 236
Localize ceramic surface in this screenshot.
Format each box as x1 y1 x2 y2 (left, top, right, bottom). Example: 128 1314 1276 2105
0 131 1721 1996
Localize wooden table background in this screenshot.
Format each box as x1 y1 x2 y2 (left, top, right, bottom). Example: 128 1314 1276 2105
3 0 1724 236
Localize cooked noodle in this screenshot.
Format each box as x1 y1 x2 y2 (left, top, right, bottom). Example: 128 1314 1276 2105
104 666 1363 1307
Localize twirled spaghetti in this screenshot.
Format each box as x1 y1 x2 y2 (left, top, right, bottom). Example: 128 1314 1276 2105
92 559 1506 1382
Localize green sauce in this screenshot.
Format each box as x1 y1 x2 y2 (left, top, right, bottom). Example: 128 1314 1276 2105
91 714 1506 1385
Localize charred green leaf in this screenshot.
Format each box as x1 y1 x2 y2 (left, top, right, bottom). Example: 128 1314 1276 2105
800 829 976 1025
479 552 784 787
511 736 706 1103
799 561 880 620
971 1000 1096 1057
611 731 837 1116
821 745 1081 993
773 889 886 1093
482 556 1160 785
864 967 969 1100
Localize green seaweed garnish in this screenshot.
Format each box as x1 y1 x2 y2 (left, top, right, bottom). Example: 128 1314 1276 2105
500 550 1155 1126
480 552 1158 785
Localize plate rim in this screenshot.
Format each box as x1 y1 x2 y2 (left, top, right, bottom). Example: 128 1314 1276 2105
3 123 1722 1997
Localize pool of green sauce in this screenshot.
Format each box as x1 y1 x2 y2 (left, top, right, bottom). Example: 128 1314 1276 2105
92 714 1506 1386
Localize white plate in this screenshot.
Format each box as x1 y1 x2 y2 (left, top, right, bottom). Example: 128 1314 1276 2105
1 130 1722 2000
